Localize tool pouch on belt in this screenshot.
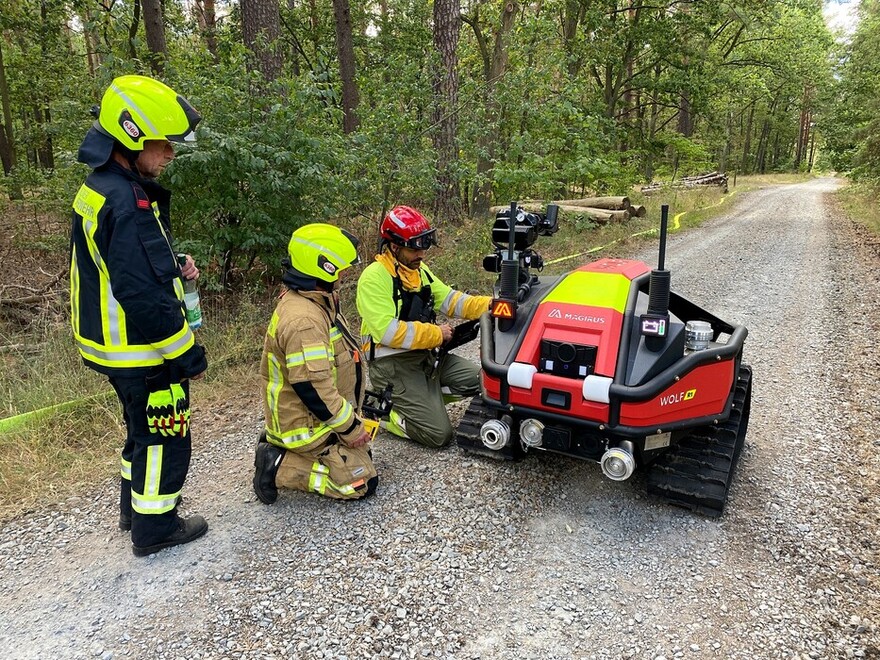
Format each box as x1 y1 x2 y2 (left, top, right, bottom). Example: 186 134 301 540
145 366 190 437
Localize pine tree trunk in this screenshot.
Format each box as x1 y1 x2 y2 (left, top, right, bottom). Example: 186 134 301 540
331 0 360 134
241 0 282 82
432 0 462 220
142 0 167 75
470 1 518 217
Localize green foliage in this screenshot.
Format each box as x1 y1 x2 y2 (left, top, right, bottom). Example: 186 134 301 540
164 62 356 284
0 0 847 280
826 0 880 181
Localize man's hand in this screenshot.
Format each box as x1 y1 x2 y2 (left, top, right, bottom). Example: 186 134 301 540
347 430 372 448
439 323 453 344
180 254 199 281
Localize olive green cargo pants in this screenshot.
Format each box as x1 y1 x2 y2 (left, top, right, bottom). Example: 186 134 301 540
368 349 479 448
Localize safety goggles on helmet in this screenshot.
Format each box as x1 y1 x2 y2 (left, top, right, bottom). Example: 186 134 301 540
390 229 437 250
381 206 438 250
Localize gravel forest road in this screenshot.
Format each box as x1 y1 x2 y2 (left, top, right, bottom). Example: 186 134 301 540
1 178 878 660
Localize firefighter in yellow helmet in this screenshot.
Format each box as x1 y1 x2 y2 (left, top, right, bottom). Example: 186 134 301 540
70 75 208 557
253 223 378 503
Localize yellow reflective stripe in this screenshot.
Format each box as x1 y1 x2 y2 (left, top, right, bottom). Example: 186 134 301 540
286 344 330 368
266 354 283 433
121 457 132 481
74 325 193 367
329 328 342 343
308 462 356 497
309 462 327 494
131 491 180 514
146 445 162 496
327 400 353 430
381 319 417 348
440 290 467 317
131 445 180 514
102 269 126 346
153 324 195 359
267 311 279 338
302 345 329 361
70 247 80 333
267 424 333 450
75 335 165 367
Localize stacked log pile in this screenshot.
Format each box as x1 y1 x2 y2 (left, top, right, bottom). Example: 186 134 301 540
641 171 728 195
489 196 646 226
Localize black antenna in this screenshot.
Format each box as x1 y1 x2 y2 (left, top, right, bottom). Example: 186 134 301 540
657 203 668 270
507 200 517 261
647 205 671 318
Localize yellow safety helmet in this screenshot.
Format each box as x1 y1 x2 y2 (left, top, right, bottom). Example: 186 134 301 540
287 223 360 283
96 75 201 151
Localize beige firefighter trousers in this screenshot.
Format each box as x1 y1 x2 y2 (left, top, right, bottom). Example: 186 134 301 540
275 439 376 500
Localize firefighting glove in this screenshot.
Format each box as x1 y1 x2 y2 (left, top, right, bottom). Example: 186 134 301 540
146 383 190 437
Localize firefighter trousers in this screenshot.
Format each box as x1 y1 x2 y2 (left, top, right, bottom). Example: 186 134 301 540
368 350 479 448
275 438 377 500
108 376 191 547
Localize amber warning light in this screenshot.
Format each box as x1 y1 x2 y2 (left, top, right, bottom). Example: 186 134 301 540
491 299 516 319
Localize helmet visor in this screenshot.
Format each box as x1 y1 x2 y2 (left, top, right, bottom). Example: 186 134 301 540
403 230 437 250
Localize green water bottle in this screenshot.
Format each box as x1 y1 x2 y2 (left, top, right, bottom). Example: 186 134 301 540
177 254 203 330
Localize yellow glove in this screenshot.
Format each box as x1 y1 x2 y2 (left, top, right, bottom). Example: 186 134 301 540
146 383 190 437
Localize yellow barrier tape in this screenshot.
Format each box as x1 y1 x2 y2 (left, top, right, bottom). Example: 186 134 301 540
0 391 114 434
544 191 735 267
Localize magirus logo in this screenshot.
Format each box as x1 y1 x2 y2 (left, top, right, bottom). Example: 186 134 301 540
547 308 605 324
660 389 697 406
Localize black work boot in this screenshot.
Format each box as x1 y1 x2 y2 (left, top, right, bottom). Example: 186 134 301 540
119 494 183 532
132 514 208 557
253 434 284 505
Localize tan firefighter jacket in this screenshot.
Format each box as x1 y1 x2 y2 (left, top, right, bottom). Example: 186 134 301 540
261 287 366 451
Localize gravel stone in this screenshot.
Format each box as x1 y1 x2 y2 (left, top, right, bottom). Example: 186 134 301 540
0 178 878 659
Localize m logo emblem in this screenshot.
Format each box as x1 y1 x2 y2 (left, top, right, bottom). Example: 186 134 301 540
548 308 562 319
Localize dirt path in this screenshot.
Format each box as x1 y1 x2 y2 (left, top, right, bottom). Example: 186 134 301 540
1 178 877 659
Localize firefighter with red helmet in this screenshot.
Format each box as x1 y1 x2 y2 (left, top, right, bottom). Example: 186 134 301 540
356 206 492 448
252 224 378 503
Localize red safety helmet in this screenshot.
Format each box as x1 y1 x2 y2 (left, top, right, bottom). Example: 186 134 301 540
380 206 438 250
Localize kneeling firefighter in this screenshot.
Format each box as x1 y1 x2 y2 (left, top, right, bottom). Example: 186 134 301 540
253 224 378 503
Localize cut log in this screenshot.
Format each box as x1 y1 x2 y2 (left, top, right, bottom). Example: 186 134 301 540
641 171 728 195
554 196 630 210
567 206 629 222
628 204 647 217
